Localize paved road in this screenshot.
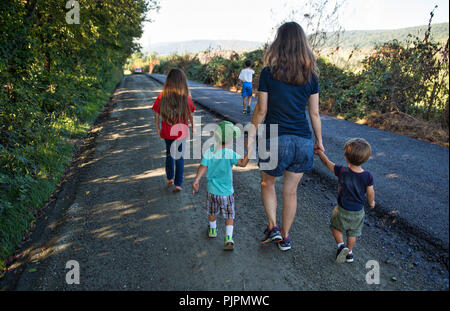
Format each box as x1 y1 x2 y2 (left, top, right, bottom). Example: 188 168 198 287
149 74 449 252
2 74 447 291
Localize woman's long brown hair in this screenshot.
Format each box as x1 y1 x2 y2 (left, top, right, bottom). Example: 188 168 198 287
160 68 191 125
263 22 318 85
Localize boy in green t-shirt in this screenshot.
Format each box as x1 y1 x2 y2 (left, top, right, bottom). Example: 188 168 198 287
192 121 245 250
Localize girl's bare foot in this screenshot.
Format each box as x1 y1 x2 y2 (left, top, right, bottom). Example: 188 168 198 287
173 186 182 192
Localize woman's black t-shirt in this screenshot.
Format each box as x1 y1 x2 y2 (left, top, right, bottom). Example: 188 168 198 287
257 66 319 139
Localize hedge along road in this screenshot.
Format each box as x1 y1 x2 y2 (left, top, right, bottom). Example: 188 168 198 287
149 73 450 254
2 74 448 290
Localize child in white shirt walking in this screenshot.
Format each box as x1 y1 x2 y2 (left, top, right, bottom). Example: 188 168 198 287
238 60 255 114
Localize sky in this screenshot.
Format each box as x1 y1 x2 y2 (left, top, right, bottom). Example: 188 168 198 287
139 0 449 46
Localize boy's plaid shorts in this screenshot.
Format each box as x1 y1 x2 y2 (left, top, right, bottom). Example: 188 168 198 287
206 192 235 219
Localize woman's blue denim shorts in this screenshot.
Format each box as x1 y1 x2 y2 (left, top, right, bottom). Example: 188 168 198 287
258 134 314 177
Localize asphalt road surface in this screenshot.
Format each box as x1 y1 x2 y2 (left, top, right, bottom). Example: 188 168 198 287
2 74 448 290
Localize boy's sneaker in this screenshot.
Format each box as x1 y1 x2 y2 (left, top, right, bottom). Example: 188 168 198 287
261 226 283 244
335 244 349 263
277 236 291 251
208 226 217 238
246 105 251 114
242 109 247 114
346 252 354 263
224 235 234 251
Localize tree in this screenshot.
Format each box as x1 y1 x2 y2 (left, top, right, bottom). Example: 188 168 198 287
270 0 347 55
0 0 160 269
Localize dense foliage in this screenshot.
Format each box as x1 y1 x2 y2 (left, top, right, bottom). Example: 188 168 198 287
154 48 266 90
153 25 449 128
0 0 157 268
321 22 449 126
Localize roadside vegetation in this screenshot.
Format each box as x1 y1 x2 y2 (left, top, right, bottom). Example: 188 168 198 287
0 0 159 271
150 17 449 147
124 51 159 74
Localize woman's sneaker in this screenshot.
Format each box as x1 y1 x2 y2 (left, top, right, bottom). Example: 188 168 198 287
346 252 354 263
208 226 217 238
224 235 234 251
335 244 349 263
261 226 283 244
277 236 291 251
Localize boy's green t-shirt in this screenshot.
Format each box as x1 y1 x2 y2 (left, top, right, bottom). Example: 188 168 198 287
200 147 241 196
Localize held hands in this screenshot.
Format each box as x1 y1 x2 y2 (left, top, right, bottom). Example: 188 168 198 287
369 201 376 209
314 140 325 155
237 156 249 167
239 138 252 167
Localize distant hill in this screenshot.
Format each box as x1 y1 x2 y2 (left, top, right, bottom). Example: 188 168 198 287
334 22 449 49
143 40 264 55
143 23 449 55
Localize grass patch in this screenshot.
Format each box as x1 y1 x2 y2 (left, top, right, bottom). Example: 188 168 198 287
0 71 122 272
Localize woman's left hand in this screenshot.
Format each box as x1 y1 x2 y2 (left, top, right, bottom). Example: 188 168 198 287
314 140 325 154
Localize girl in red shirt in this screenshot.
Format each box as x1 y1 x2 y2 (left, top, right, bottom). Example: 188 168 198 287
152 68 195 192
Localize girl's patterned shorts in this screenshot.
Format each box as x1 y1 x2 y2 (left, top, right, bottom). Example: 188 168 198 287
207 192 235 219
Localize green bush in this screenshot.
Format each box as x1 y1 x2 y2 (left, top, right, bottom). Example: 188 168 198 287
153 48 267 91
357 35 449 125
0 0 157 269
151 23 448 127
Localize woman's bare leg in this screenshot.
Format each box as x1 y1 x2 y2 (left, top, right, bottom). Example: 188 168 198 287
261 171 277 230
281 170 303 238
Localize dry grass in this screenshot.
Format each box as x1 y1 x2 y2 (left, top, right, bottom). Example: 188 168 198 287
363 112 449 148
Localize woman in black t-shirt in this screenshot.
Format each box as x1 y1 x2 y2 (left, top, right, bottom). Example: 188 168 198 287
241 22 324 251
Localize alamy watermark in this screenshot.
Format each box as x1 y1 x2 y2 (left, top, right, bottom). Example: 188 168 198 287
65 260 80 284
65 0 80 24
365 260 380 284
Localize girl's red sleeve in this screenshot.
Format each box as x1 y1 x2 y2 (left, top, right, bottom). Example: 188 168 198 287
188 96 196 113
152 93 162 113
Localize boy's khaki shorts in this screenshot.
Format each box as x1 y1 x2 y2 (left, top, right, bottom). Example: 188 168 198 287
329 205 365 237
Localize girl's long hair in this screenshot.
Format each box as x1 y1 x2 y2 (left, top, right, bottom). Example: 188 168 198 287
263 22 318 85
160 68 191 125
